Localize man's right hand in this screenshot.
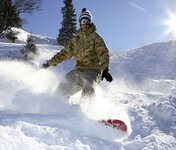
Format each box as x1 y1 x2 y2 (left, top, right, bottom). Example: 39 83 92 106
42 63 49 68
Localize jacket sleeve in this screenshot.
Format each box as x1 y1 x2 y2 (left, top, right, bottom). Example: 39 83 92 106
95 34 110 71
47 40 74 66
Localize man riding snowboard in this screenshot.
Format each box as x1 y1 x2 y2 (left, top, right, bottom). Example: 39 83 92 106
43 8 113 99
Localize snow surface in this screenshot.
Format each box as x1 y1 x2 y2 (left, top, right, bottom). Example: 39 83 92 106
0 28 176 150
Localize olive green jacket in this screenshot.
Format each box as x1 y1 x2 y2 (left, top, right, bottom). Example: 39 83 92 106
48 24 110 73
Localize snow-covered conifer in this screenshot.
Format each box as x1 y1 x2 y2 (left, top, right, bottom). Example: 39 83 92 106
21 34 38 61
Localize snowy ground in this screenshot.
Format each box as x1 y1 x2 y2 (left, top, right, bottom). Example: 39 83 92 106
0 28 175 150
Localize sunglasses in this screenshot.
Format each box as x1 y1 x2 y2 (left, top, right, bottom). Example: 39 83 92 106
80 18 90 25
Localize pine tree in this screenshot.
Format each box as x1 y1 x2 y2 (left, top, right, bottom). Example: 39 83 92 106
21 34 38 61
0 0 42 36
6 29 17 43
57 0 77 46
0 0 22 35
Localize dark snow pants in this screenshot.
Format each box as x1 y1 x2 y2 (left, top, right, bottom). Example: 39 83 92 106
56 69 101 99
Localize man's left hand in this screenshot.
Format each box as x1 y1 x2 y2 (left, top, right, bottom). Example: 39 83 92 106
101 70 113 82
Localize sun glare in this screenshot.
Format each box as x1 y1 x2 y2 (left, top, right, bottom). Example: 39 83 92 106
164 11 176 38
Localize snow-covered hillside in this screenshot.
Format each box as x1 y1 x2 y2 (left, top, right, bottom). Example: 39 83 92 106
110 41 176 80
0 28 176 150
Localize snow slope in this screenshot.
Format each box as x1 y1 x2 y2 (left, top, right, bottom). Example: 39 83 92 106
0 28 176 150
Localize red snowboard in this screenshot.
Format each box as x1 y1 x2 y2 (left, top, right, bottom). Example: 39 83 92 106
100 119 127 132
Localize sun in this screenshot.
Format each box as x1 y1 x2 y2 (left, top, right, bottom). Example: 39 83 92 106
164 11 176 38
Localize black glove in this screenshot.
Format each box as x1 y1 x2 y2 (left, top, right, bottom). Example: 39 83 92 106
42 63 49 68
101 70 113 82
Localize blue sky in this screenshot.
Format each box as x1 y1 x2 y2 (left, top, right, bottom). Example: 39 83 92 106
22 0 176 51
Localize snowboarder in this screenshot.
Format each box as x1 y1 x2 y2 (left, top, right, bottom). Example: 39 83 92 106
42 8 113 99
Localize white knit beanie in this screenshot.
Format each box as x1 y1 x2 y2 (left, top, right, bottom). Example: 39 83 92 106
79 8 92 23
